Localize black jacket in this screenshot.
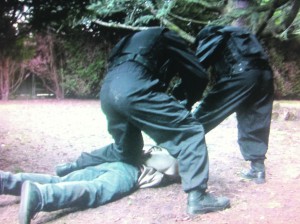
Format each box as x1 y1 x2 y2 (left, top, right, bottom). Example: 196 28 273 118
108 27 208 109
195 25 270 75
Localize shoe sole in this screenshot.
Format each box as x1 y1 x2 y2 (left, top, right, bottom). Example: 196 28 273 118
187 201 231 215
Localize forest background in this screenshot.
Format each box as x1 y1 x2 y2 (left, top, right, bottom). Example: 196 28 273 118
1 0 300 101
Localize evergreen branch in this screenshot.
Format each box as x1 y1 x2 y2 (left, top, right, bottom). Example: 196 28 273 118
92 18 195 43
168 12 207 25
161 18 195 43
93 19 149 31
188 0 225 12
143 2 195 43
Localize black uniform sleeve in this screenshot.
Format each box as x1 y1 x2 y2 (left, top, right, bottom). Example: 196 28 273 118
195 33 226 68
162 30 209 109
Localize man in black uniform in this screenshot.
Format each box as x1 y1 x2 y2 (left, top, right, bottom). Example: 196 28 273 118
20 27 230 221
193 25 274 184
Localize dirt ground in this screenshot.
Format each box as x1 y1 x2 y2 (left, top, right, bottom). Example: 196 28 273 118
0 99 300 224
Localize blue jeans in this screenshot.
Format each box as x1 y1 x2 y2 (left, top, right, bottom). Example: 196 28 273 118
1 162 139 211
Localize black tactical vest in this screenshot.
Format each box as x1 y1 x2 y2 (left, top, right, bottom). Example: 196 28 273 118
214 27 269 74
108 28 168 73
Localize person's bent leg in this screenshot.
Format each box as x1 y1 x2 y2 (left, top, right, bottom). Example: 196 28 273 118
55 144 123 177
19 162 139 223
135 101 230 214
192 73 257 133
56 64 145 177
34 162 139 209
56 132 143 176
113 69 231 214
55 145 115 177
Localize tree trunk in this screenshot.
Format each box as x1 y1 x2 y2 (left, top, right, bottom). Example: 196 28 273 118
0 58 10 101
48 34 64 99
28 32 64 99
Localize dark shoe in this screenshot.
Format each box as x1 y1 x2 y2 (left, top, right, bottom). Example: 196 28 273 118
241 169 266 184
55 162 77 177
241 160 266 184
187 190 230 215
19 181 42 224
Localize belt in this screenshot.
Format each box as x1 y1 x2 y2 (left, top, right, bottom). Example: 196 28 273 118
109 54 157 73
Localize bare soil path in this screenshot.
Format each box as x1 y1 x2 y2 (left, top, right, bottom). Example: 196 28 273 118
0 99 299 224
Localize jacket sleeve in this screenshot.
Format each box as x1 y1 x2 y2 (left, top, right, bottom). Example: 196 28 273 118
195 32 226 68
138 165 165 188
162 30 209 109
138 145 180 188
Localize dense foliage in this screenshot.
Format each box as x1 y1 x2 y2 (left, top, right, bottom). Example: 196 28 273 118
61 36 109 98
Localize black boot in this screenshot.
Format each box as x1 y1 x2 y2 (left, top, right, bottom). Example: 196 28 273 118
55 162 78 177
241 160 266 184
19 181 42 224
187 190 230 215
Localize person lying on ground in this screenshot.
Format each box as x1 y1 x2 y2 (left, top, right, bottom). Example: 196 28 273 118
0 146 179 224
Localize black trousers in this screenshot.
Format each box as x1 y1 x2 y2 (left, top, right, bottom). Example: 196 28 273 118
75 62 209 192
193 69 274 161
